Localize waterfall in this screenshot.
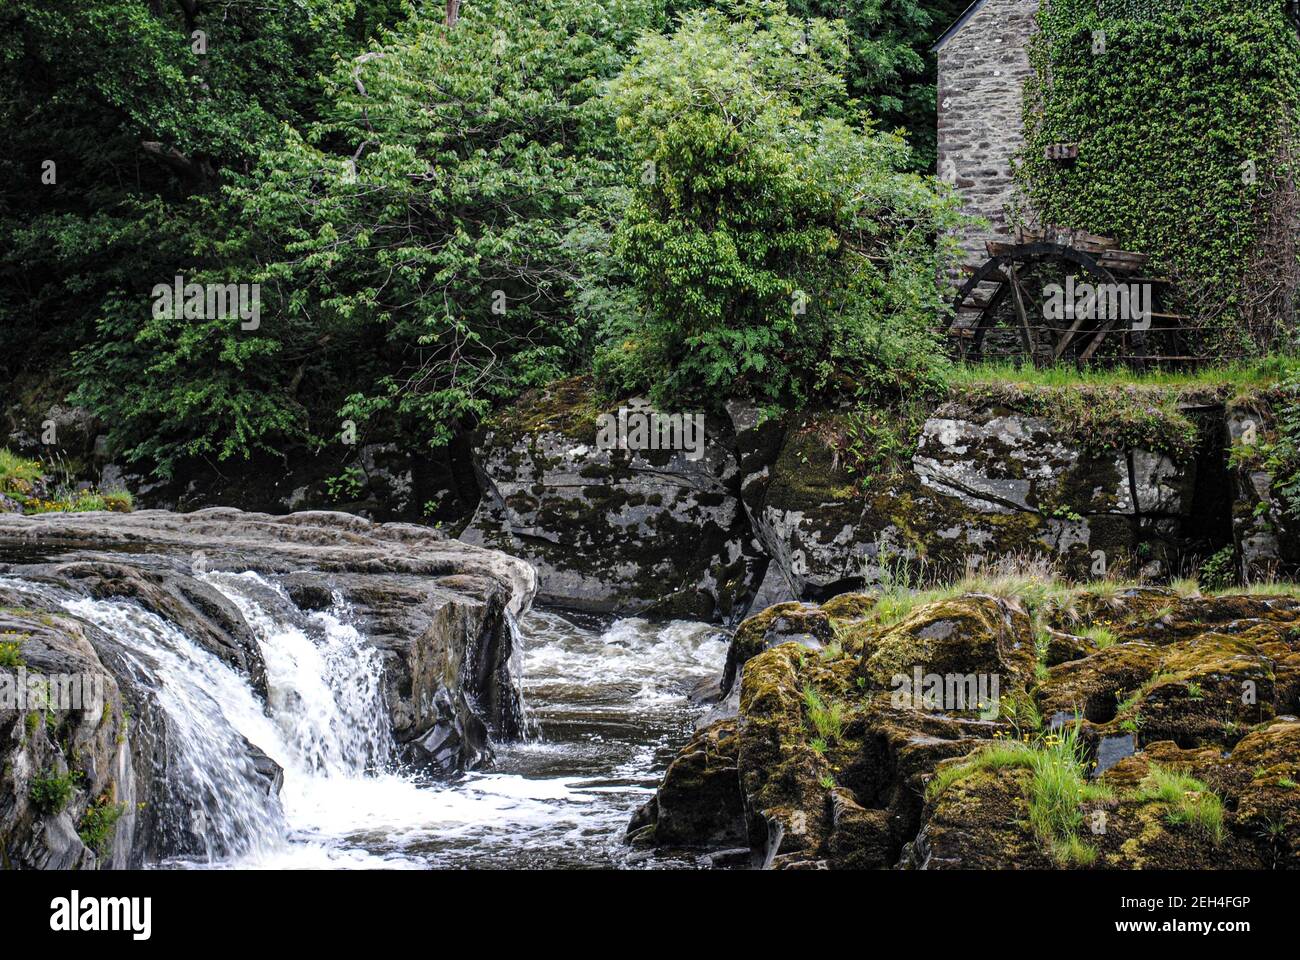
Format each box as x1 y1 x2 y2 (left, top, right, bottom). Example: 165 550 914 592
59 593 290 862
0 572 394 866
200 572 390 778
0 572 727 869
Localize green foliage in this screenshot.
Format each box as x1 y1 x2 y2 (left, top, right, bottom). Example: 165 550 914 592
0 448 43 496
1080 625 1116 650
1024 725 1114 866
0 634 26 668
802 683 844 743
1001 688 1046 735
324 465 366 504
209 0 659 458
785 0 968 171
1267 371 1300 521
837 400 929 491
1198 545 1238 592
1135 763 1225 844
678 0 968 170
0 449 133 514
1 0 410 476
951 357 1293 392
1016 0 1300 354
4 0 971 476
100 489 135 512
30 770 80 816
24 489 133 515
78 793 128 856
927 723 1113 866
925 739 1035 801
604 1 963 411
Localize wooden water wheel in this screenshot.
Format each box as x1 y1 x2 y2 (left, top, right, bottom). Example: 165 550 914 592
948 227 1186 366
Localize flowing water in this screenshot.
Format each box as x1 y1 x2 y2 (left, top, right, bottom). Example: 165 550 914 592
0 572 727 869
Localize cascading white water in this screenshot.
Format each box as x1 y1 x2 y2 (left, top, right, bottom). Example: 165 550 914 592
0 574 727 868
200 572 389 778
63 596 292 863
0 577 290 862
196 571 435 868
0 573 397 866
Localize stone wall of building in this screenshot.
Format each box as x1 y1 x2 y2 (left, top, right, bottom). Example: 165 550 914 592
937 0 1041 274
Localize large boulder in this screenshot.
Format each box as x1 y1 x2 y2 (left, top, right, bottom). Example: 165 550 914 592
462 377 764 621
627 719 747 851
745 399 1201 602
856 593 1038 690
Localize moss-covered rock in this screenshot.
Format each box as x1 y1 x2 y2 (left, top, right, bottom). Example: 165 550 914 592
859 594 1038 692
634 587 1300 869
1047 585 1181 634
1042 626 1100 667
907 765 1055 869
820 592 877 621
1038 643 1165 726
721 601 836 695
735 644 831 864
1223 720 1300 868
913 749 1265 870
463 377 764 621
742 397 1226 606
627 719 746 850
468 381 1296 620
1112 594 1300 646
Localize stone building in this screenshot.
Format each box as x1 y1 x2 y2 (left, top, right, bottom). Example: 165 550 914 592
933 0 1041 269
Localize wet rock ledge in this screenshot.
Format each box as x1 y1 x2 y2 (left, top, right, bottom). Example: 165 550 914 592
631 586 1300 869
0 508 536 868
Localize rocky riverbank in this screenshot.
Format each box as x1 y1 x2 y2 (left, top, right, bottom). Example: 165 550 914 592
630 583 1300 869
9 376 1296 625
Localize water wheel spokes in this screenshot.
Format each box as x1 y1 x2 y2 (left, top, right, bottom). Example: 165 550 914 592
951 242 1122 365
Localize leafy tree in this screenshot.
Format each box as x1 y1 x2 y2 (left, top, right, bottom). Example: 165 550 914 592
0 0 407 473
69 0 659 474
667 0 971 170
786 0 969 171
6 0 965 480
603 1 963 410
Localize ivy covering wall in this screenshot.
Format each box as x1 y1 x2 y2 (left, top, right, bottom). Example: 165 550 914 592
1016 0 1300 356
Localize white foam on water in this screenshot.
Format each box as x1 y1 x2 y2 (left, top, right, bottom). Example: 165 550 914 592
0 575 726 868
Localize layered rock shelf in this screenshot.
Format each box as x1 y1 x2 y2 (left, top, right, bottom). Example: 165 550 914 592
0 508 535 868
630 585 1300 869
466 378 1295 623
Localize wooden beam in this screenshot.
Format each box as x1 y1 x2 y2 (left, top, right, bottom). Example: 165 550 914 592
1006 264 1036 360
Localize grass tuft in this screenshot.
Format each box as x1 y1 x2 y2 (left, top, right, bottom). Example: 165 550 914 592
1080 625 1116 649
1135 764 1225 844
926 722 1112 866
802 684 844 743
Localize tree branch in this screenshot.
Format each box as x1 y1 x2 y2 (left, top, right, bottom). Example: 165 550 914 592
139 141 213 185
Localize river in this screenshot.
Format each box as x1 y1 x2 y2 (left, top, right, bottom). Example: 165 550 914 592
1 572 727 869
